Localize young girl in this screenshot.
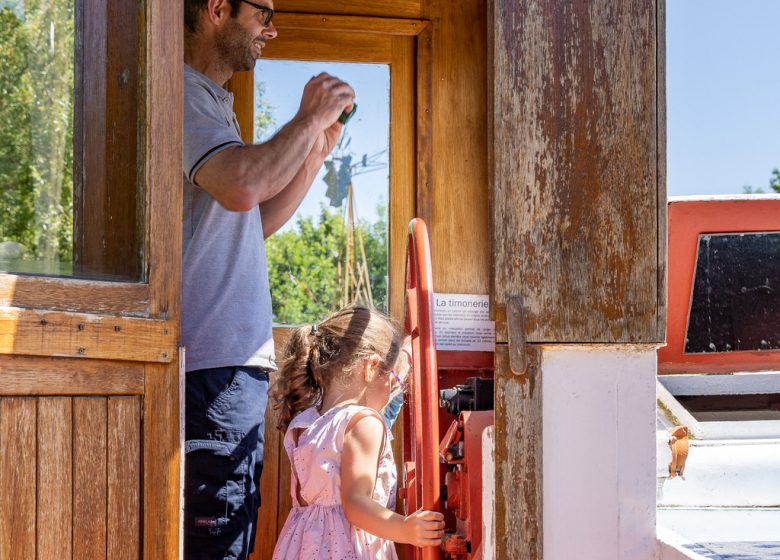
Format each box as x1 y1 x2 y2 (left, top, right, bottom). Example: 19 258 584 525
270 305 445 559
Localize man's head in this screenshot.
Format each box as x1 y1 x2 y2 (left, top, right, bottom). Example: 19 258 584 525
184 0 277 73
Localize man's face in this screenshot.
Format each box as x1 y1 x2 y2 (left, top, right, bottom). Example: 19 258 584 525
214 0 276 73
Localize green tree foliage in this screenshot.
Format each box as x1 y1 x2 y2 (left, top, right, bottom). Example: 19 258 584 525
742 169 780 195
770 169 780 194
266 204 387 325
254 80 275 141
0 0 74 266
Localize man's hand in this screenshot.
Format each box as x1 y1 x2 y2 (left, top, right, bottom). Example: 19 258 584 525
297 72 355 133
312 119 345 159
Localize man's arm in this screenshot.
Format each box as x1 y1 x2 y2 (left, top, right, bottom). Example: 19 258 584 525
194 73 354 212
259 119 342 238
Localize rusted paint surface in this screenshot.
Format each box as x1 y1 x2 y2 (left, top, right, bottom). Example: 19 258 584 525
494 344 542 559
490 0 663 343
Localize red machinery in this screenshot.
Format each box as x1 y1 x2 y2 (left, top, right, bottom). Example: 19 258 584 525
401 219 494 560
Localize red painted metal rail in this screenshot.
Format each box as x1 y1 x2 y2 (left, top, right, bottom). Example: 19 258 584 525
402 218 441 560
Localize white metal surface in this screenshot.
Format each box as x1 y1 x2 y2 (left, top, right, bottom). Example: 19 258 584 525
543 345 659 560
482 426 494 560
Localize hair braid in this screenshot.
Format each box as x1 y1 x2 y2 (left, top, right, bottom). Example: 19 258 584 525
270 305 402 432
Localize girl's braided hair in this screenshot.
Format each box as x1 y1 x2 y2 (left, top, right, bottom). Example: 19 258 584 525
270 304 401 432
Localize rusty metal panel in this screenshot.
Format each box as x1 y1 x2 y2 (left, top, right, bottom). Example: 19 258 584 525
490 0 664 344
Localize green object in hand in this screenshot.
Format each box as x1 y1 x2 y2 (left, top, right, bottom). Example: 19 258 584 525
338 104 357 125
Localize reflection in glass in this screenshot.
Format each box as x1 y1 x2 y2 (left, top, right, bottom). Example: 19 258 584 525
685 232 780 353
0 0 74 276
254 60 390 325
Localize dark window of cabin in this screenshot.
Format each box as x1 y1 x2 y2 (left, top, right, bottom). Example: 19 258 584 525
685 232 780 353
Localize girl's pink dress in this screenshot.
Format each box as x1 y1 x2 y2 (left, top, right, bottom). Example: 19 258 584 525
272 404 399 560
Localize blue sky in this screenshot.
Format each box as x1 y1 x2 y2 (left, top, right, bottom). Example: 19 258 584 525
254 60 390 231
667 1 780 195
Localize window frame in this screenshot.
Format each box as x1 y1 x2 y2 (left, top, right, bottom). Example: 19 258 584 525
0 0 181 362
228 12 432 325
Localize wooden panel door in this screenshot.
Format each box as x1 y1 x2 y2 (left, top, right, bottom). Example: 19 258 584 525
227 13 430 560
0 0 182 558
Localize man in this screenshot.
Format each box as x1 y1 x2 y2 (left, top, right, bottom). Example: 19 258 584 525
182 1 355 558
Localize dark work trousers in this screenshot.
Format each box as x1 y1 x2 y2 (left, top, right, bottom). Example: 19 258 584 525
184 366 270 560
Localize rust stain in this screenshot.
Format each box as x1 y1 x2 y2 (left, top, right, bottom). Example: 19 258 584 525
492 0 659 344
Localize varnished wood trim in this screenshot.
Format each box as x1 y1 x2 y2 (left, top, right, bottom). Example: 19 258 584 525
0 274 150 316
415 25 433 229
389 35 417 322
0 307 175 363
263 28 393 63
146 0 182 322
0 355 144 395
143 363 182 560
275 13 429 36
273 0 423 19
225 71 255 144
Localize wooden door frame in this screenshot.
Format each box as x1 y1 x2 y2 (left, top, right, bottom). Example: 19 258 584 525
228 12 432 323
0 0 183 558
226 13 431 558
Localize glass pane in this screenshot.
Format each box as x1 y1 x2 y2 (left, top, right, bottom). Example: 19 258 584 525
685 232 780 353
0 0 143 281
255 60 390 325
0 0 74 276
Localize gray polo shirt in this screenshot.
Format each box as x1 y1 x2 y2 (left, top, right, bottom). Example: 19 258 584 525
182 64 275 372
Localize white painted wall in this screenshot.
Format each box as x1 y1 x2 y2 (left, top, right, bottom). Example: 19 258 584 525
482 427 495 560
542 346 659 560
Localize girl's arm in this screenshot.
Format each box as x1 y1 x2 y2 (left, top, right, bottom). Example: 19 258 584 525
341 414 444 548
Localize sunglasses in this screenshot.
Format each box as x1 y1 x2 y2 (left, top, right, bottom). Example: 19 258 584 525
239 0 274 26
389 368 407 394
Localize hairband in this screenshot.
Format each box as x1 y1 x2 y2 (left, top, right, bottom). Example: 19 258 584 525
310 324 318 335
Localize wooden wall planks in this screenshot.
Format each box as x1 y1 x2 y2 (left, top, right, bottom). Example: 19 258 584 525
107 397 142 560
0 399 37 560
0 308 175 363
424 0 491 297
0 355 144 395
37 398 73 560
0 397 141 560
490 0 663 344
73 398 108 560
490 1 664 557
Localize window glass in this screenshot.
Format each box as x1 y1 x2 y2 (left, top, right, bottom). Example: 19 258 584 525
254 60 390 324
685 232 780 353
0 0 143 281
0 0 74 276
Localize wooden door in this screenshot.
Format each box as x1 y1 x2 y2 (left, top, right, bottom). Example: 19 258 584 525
224 12 431 560
0 0 182 558
489 1 666 557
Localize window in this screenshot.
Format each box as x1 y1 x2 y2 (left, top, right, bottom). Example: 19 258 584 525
256 60 390 324
240 13 428 325
685 232 780 353
0 0 144 281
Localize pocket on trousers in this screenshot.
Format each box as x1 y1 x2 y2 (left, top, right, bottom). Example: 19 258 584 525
185 438 250 537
